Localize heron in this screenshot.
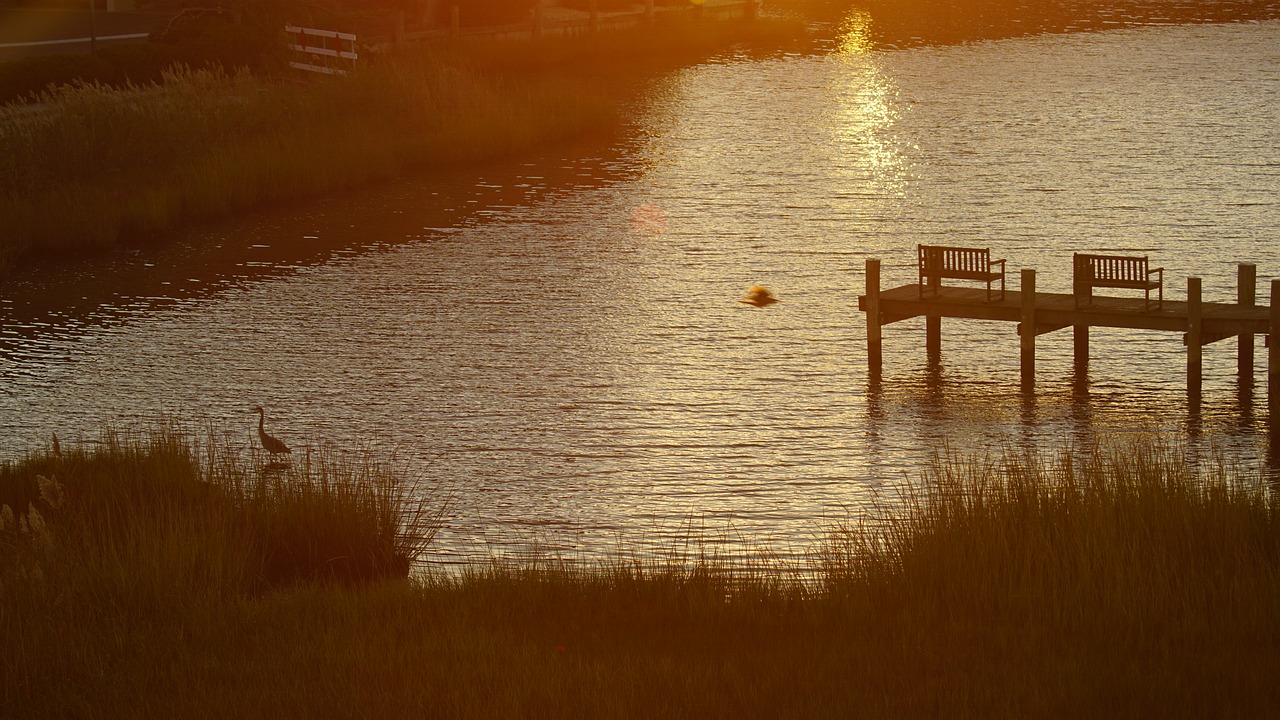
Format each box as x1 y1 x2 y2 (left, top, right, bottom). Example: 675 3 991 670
740 285 778 307
252 406 291 456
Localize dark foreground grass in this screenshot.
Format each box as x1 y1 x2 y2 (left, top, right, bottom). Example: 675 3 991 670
3 431 1278 718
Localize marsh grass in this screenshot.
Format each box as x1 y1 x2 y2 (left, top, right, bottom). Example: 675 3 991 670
0 16 806 276
0 423 441 596
0 57 614 274
4 433 1278 718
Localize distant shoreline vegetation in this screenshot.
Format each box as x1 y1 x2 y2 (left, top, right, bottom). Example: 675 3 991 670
3 427 1278 716
2 0 1274 276
0 14 800 277
781 0 1280 51
0 60 616 275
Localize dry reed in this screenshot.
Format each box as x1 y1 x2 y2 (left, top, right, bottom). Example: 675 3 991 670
3 431 1277 718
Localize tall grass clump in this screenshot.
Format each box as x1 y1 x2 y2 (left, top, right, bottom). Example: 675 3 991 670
1 422 443 715
820 438 1280 715
0 423 441 592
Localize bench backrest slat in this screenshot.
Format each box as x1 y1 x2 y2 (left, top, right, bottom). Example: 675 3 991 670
918 244 1006 301
920 245 993 274
1073 252 1162 310
1077 253 1149 282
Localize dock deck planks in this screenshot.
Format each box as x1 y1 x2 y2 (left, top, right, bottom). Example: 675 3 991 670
860 284 1271 336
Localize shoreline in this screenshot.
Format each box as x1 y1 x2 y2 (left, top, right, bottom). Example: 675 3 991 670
0 15 804 279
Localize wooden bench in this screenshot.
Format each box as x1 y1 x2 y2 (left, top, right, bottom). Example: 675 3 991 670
1073 253 1163 311
918 245 1006 302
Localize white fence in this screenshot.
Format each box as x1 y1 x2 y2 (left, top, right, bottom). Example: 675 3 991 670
285 25 357 76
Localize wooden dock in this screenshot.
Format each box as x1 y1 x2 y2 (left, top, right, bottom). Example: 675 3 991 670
858 260 1280 405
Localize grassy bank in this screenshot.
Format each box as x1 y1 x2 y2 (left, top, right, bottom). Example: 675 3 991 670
0 17 803 277
0 58 614 275
4 430 1277 717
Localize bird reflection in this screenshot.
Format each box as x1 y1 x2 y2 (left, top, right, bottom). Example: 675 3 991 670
740 286 778 307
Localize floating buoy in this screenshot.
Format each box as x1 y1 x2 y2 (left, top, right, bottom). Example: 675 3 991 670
740 285 778 307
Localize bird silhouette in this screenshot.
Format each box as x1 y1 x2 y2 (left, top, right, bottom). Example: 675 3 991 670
740 285 778 307
252 406 291 456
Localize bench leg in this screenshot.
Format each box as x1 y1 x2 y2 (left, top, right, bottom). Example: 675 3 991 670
1074 287 1091 310
988 271 1008 299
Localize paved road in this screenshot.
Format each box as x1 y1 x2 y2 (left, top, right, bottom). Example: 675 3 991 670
0 9 173 61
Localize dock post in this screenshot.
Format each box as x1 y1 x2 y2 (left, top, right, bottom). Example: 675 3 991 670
1188 278 1202 394
1239 263 1256 381
926 316 941 362
1270 280 1280 437
1020 268 1036 385
866 259 882 376
1073 325 1089 371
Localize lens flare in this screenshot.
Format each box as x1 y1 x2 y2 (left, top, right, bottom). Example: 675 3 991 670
629 203 668 234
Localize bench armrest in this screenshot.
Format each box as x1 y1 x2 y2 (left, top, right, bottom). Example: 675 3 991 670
1148 267 1164 279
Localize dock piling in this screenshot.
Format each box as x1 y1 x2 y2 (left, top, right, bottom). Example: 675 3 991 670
1188 277 1202 394
1073 324 1089 371
1270 280 1280 434
1239 264 1256 381
866 259 882 375
1020 268 1036 384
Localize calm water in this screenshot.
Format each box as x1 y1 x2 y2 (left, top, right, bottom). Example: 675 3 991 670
3 17 1279 564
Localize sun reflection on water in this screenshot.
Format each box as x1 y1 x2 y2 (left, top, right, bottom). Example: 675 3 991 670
836 9 875 56
830 10 909 195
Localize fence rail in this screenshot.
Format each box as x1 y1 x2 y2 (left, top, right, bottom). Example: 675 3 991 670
285 25 357 76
